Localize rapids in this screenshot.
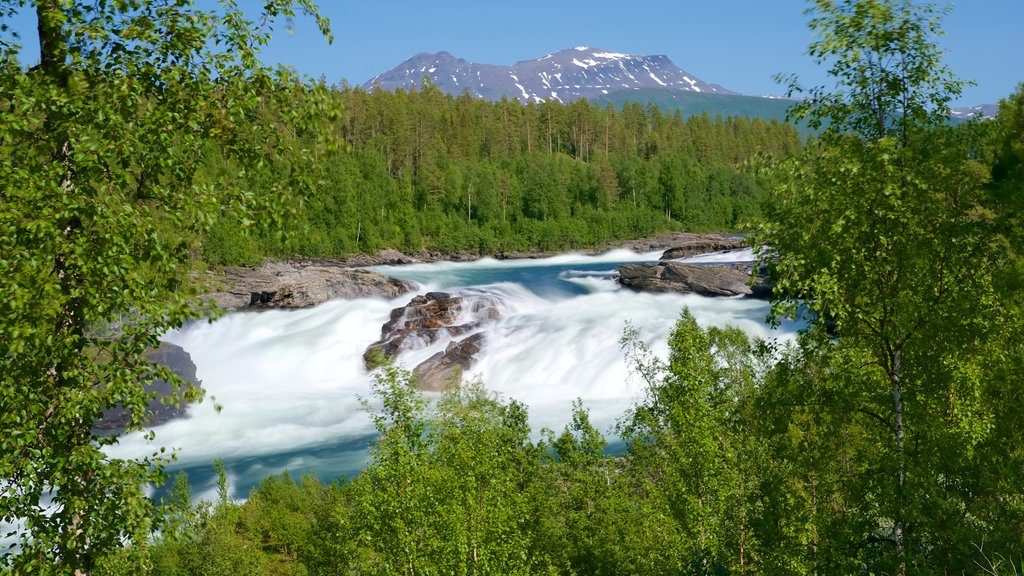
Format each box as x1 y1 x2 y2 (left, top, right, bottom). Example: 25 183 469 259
105 248 800 500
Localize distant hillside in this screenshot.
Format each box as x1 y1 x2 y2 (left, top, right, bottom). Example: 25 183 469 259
595 89 796 122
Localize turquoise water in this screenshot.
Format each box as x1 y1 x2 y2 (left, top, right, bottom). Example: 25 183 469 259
371 251 649 297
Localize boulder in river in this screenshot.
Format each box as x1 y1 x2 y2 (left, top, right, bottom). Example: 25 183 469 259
364 291 501 370
619 261 760 297
93 341 201 434
413 333 487 392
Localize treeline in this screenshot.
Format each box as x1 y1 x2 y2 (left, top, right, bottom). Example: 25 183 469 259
203 83 802 264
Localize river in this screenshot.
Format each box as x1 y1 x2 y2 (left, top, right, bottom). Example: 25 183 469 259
105 247 801 501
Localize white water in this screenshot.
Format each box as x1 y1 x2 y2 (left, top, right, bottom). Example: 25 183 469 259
676 247 757 263
104 249 800 498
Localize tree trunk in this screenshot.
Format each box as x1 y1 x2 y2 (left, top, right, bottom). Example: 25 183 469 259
547 110 552 154
811 475 818 576
38 3 96 571
890 345 906 576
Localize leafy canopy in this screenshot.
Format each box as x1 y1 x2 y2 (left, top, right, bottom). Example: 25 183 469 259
779 0 967 143
757 1 1002 573
0 1 334 572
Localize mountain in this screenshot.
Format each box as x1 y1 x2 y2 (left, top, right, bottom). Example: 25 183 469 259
362 46 735 104
361 46 996 126
950 104 998 121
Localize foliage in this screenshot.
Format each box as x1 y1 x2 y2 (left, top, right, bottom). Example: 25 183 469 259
779 0 966 143
0 1 334 572
618 313 777 575
344 369 544 575
202 85 803 264
755 1 1014 574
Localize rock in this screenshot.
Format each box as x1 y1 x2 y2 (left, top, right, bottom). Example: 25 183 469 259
93 342 202 434
205 261 417 310
413 333 487 391
373 249 419 265
364 291 501 370
619 262 757 297
609 232 743 255
411 249 480 262
336 253 387 267
330 249 423 266
659 238 746 261
749 272 774 299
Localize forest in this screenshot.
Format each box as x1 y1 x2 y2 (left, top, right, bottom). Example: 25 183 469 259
2 0 1023 575
199 83 800 265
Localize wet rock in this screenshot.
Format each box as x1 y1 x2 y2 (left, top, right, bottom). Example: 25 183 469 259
93 342 201 434
364 291 501 371
413 333 487 392
206 261 417 310
619 262 758 297
659 238 746 261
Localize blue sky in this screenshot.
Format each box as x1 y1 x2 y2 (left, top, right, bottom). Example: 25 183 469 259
259 0 1023 107
5 1 1022 106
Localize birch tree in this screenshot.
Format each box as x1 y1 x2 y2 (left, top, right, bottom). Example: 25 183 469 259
756 1 1001 572
0 1 333 572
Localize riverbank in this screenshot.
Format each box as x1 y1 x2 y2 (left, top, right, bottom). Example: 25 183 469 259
203 232 748 310
333 231 745 267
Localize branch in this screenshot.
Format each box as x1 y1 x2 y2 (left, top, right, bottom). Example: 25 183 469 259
857 406 893 433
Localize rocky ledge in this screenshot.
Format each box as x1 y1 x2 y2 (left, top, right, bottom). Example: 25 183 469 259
620 261 769 297
618 235 772 298
657 237 746 260
93 341 202 434
413 333 487 392
364 291 502 391
205 260 418 310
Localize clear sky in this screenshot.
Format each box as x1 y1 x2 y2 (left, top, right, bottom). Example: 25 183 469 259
5 1 1023 107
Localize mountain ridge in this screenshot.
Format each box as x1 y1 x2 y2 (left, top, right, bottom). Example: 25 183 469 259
363 46 735 104
362 46 996 121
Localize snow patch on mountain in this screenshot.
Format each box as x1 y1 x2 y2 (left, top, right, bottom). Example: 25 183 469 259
950 104 998 120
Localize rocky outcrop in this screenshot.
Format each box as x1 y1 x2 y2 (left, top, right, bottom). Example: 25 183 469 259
413 333 486 391
339 249 422 267
364 291 500 368
608 232 744 255
616 234 773 298
659 238 746 261
93 342 201 434
619 261 761 297
206 261 417 310
364 291 501 389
